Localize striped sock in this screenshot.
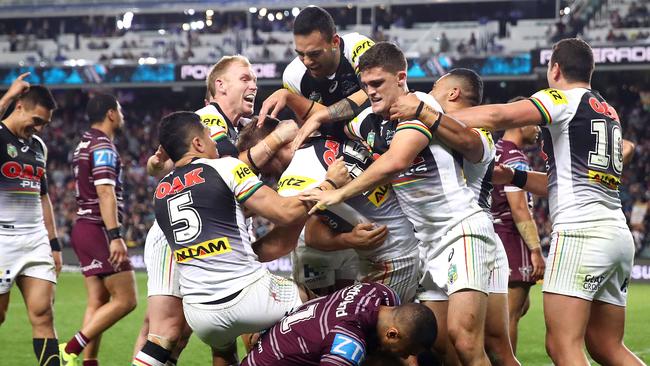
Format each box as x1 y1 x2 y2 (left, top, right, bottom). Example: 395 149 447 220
132 341 171 366
64 331 89 355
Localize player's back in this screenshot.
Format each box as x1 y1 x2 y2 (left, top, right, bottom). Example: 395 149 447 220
153 156 264 304
530 87 626 229
72 128 124 223
242 282 399 366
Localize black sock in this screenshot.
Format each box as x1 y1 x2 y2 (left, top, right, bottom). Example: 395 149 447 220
33 338 60 366
133 340 172 366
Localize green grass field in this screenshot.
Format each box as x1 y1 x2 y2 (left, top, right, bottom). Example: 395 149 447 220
1 272 648 365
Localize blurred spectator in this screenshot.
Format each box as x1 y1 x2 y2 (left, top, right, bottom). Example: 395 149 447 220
439 32 450 53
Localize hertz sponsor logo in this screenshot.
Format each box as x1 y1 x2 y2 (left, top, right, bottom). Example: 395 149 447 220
351 39 374 66
588 170 620 190
201 114 228 131
277 175 316 192
542 89 568 105
174 237 232 263
367 184 390 207
232 163 255 184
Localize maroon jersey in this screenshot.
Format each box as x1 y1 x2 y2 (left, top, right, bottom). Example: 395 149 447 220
72 128 124 223
242 283 399 366
491 139 532 232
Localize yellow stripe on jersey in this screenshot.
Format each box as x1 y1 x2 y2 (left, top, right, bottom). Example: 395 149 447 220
232 163 256 185
282 81 299 95
529 97 551 125
588 170 621 190
236 182 263 203
210 130 226 142
174 237 232 263
542 88 568 105
396 122 433 141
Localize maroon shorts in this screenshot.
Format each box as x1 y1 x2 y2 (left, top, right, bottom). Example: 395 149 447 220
495 229 535 285
70 219 133 277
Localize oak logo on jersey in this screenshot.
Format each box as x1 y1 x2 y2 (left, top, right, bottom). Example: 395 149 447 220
201 114 228 132
6 144 17 158
1 162 45 182
351 39 374 66
366 184 390 207
588 170 620 190
542 89 568 105
277 175 317 192
232 163 256 184
155 168 205 199
174 237 232 263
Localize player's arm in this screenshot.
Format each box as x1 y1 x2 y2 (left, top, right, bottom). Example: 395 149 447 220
41 193 62 276
251 222 305 262
304 216 388 251
96 184 128 267
447 100 543 131
506 190 545 281
0 72 30 118
146 145 174 180
238 120 298 173
622 139 635 165
389 93 484 163
301 129 428 213
492 164 548 197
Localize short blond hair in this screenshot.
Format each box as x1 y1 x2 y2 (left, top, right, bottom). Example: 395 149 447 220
206 55 251 99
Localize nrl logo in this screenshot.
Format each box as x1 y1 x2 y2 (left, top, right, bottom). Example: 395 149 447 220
7 144 17 158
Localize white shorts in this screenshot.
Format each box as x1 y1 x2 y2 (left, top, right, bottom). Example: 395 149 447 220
144 221 181 298
183 268 302 350
0 230 56 294
417 213 497 302
488 235 509 294
292 232 359 290
360 251 420 302
542 225 634 307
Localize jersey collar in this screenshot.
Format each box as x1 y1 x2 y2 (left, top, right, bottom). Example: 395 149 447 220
210 102 238 133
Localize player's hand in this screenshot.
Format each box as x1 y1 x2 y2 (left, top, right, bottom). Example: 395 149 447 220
258 89 291 127
492 164 515 185
300 188 346 215
108 238 128 269
4 72 31 101
341 223 388 250
325 157 350 188
530 248 545 282
389 93 421 122
291 114 323 152
52 250 62 277
273 119 299 144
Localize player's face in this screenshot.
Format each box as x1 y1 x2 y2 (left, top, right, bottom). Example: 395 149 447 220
223 62 258 117
114 102 125 129
522 125 540 145
201 127 219 159
18 103 53 139
380 336 419 358
294 31 339 79
360 67 406 117
429 74 453 110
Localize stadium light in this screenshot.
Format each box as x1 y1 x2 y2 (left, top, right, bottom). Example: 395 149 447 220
117 19 124 30
196 20 205 30
123 11 134 30
284 10 289 16
276 12 284 20
187 9 195 15
268 13 275 21
563 7 571 15
292 7 300 17
182 23 190 31
249 7 257 14
206 20 213 27
259 8 268 17
158 29 166 35
206 9 214 17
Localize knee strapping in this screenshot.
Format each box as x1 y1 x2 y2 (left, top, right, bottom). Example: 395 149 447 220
147 333 175 351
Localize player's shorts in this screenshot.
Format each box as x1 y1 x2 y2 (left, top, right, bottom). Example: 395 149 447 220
359 251 420 302
292 238 359 291
0 230 56 294
70 219 133 277
488 234 509 294
183 268 302 351
144 221 180 298
496 228 536 285
542 225 634 307
417 212 497 302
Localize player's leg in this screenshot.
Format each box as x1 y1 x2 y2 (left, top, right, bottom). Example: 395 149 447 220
334 248 360 290
506 284 530 353
17 275 60 366
133 296 186 366
133 310 149 358
543 293 590 365
0 291 9 326
585 300 644 366
421 300 460 366
80 274 110 363
484 293 519 366
360 251 420 303
83 271 138 338
447 290 490 366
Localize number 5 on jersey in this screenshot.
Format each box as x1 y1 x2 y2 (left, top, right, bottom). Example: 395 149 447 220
168 191 202 243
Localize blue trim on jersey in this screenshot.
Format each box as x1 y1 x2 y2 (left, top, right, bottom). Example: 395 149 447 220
92 148 118 168
506 161 530 171
330 333 365 365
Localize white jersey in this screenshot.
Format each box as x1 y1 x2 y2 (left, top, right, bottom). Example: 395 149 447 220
347 92 483 242
278 137 418 262
154 157 264 303
529 88 627 229
462 128 496 216
195 102 240 157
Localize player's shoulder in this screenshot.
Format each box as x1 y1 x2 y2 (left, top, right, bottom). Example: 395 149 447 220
341 32 374 68
530 87 586 111
353 105 374 123
414 91 444 113
31 134 47 154
282 57 307 94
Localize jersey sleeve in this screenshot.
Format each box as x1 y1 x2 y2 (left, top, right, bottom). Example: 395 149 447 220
501 149 530 193
90 143 119 186
343 33 375 73
529 88 572 127
396 119 433 142
320 330 366 366
33 136 49 196
346 107 373 140
282 58 305 95
208 157 264 203
475 128 496 164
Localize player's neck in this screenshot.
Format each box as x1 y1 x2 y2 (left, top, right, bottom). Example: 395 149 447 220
502 131 522 148
91 122 115 140
1 114 20 137
553 80 590 91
